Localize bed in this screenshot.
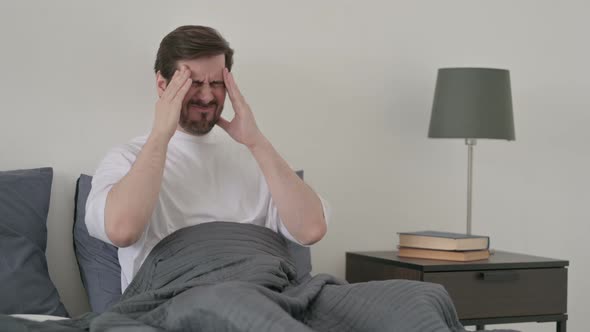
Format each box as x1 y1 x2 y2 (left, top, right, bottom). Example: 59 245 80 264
0 167 518 331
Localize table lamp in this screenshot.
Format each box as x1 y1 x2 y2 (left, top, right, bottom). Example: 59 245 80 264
428 68 515 235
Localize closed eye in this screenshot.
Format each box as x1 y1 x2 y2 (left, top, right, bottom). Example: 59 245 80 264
191 81 225 88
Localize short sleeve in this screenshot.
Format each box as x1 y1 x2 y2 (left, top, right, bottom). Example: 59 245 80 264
266 194 331 247
85 145 138 245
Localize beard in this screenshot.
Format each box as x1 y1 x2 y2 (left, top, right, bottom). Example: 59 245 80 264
179 99 223 136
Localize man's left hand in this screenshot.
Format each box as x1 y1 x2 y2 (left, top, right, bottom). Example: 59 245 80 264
217 68 265 149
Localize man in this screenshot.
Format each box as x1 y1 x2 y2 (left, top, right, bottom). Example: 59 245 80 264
85 25 329 292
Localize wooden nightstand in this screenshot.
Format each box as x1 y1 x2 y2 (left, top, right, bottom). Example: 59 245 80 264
346 250 568 331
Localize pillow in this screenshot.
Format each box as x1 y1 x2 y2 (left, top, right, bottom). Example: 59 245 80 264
73 171 313 313
73 174 121 313
0 167 68 316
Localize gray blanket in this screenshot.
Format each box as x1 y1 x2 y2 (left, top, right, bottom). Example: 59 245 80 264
0 222 517 331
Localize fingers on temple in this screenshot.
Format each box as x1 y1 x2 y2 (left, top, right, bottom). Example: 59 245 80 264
224 68 245 106
163 67 191 100
173 77 193 104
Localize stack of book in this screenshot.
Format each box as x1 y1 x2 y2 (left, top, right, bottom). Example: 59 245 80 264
397 231 491 262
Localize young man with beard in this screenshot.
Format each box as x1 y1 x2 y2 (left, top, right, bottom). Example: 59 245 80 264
85 25 329 292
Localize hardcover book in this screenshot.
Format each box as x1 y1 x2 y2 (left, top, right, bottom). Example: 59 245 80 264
398 231 489 251
397 247 490 262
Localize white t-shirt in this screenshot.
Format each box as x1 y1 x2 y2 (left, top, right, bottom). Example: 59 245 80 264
85 127 330 292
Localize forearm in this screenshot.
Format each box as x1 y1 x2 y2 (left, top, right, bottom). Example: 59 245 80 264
249 136 326 245
105 133 169 247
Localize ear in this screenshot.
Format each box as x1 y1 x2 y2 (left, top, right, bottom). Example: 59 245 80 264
156 71 168 98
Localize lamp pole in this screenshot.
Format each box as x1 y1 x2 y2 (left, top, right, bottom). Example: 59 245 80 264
465 138 476 235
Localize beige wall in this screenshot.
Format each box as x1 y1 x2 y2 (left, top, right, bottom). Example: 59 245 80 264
1 1 588 330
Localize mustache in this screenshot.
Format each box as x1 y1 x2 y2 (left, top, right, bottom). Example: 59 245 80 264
188 100 217 108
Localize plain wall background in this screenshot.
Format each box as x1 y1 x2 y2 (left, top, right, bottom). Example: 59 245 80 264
1 1 588 330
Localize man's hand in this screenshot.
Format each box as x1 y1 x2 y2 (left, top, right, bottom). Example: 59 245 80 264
152 66 192 140
219 69 327 245
217 68 265 149
104 67 192 248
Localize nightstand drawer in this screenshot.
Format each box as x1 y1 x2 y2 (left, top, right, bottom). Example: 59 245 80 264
424 268 567 319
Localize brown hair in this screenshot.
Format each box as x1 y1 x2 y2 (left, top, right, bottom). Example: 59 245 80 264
154 25 234 81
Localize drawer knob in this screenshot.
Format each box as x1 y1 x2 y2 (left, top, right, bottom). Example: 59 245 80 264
478 271 520 282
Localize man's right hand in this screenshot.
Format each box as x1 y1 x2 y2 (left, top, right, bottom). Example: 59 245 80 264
104 67 193 248
152 66 192 140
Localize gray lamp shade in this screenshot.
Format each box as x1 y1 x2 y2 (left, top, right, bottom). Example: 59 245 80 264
428 68 515 140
